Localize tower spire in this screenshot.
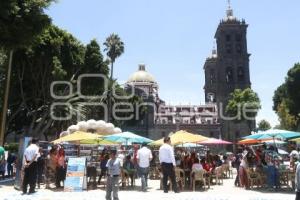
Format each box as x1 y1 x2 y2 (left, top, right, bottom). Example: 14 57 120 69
226 0 234 18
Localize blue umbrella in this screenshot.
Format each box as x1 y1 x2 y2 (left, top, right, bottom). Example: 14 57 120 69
244 129 300 140
104 132 153 145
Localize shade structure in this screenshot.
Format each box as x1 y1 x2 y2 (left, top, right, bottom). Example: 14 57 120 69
237 139 260 145
104 131 153 145
149 130 208 146
290 137 300 143
278 149 289 155
79 138 120 145
198 138 232 145
244 129 300 140
176 143 203 148
264 139 286 145
52 131 102 144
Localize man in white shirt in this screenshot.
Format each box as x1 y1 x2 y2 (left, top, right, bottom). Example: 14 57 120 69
159 136 179 193
22 138 39 194
117 150 125 167
106 150 121 200
137 143 152 191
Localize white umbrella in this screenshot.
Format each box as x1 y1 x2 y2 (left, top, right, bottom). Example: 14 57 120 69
278 149 289 155
264 139 286 145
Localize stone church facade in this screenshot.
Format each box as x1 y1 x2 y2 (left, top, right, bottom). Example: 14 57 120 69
122 4 254 143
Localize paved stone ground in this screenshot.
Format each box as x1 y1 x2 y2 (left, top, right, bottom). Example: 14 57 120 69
0 176 295 200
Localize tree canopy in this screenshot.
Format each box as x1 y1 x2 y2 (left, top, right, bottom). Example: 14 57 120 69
226 88 261 131
0 0 54 49
103 34 124 66
257 119 271 131
5 25 86 140
273 63 300 130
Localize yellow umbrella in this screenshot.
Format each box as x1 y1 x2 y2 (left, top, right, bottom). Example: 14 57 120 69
52 131 102 144
80 138 120 145
150 130 208 146
149 138 164 146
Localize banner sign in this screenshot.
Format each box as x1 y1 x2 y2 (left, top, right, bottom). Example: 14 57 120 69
64 157 86 192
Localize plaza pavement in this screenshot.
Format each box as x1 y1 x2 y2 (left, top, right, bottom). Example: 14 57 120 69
0 176 295 200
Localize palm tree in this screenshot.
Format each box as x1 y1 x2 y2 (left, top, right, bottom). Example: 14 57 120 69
103 34 124 122
104 33 124 81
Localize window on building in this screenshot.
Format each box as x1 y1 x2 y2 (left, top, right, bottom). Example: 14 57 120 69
226 34 231 42
209 132 214 137
235 34 242 42
236 44 242 54
207 93 215 103
210 69 216 84
237 67 245 82
225 44 232 54
226 67 234 83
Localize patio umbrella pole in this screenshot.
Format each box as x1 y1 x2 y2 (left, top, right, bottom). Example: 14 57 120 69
273 136 276 149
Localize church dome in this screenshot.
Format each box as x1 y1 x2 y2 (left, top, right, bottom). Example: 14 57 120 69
127 64 157 84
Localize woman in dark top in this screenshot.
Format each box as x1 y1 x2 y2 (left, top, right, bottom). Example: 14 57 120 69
123 155 136 187
7 152 16 177
37 148 46 188
98 153 109 185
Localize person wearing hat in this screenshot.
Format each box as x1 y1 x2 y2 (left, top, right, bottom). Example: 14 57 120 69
106 150 121 200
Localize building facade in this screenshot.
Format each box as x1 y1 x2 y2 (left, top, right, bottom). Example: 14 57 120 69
122 3 254 143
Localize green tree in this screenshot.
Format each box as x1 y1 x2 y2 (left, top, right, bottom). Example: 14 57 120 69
285 63 300 117
103 34 124 122
5 25 86 140
0 0 53 49
226 88 261 131
84 39 109 75
276 101 298 131
273 63 300 130
273 83 287 112
103 34 124 81
80 39 109 96
0 0 54 144
257 119 271 131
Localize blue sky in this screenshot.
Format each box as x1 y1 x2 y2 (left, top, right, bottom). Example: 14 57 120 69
47 0 300 127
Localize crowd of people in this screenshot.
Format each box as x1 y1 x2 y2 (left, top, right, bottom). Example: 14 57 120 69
2 136 300 200
0 145 17 180
21 138 67 194
231 144 299 191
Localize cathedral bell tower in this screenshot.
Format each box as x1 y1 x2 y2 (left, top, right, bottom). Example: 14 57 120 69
205 1 251 106
204 1 252 143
